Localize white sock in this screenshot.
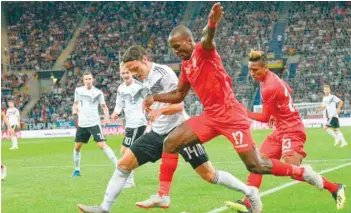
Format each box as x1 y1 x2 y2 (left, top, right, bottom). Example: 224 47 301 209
101 167 130 211
13 137 18 147
103 146 118 166
126 170 134 184
73 149 81 171
326 128 337 139
214 170 251 195
336 130 347 143
10 136 15 147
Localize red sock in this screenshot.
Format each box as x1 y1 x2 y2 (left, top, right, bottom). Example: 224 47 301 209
158 153 178 196
247 173 263 188
271 159 304 177
322 177 339 193
243 173 263 208
292 173 338 193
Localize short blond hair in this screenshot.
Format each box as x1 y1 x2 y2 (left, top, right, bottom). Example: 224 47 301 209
248 49 265 62
324 84 330 88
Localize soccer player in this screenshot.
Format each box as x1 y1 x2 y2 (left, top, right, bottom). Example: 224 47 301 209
227 50 346 212
141 2 323 209
1 111 13 180
111 64 147 188
6 100 20 150
71 72 118 177
316 85 347 147
77 45 262 213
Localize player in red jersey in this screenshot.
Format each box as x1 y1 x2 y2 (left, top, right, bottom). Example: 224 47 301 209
140 2 324 211
227 50 346 212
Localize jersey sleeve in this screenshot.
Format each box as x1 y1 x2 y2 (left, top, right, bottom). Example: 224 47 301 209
262 87 277 105
74 88 79 102
99 92 106 105
113 89 124 114
162 68 179 92
197 42 216 58
332 95 341 103
247 104 272 123
179 64 189 83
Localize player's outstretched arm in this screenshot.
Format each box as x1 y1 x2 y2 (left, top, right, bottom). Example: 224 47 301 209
101 104 110 125
316 106 326 112
112 90 123 119
72 101 79 115
160 103 184 115
247 105 272 123
336 99 343 115
145 80 191 110
1 112 13 132
148 103 184 122
201 2 223 50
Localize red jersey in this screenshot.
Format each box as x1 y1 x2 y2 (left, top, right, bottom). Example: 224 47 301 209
180 43 245 118
249 71 305 134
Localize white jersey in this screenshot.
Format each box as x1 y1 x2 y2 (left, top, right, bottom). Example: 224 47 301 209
74 86 105 127
6 107 20 126
142 63 186 135
322 94 341 119
114 81 147 129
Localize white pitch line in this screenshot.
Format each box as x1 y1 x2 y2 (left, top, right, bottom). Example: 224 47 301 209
205 162 351 213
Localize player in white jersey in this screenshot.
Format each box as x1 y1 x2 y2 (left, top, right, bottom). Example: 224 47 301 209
317 85 347 147
71 72 118 177
77 46 261 213
6 100 20 150
111 64 147 188
1 111 13 180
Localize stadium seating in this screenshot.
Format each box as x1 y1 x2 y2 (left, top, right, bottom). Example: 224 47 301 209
2 2 351 124
5 2 84 71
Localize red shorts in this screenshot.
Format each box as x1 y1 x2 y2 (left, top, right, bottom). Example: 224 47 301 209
259 130 307 159
185 108 255 153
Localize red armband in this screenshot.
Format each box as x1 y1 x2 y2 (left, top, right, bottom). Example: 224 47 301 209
208 20 217 28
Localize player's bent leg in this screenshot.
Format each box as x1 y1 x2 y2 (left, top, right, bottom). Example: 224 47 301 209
239 149 323 189
284 152 345 209
324 126 339 146
194 162 262 213
120 145 128 155
96 141 118 166
158 123 201 197
334 128 348 147
119 145 135 188
72 142 84 177
79 149 140 212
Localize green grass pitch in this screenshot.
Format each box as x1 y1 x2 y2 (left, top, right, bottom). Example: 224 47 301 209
2 127 351 213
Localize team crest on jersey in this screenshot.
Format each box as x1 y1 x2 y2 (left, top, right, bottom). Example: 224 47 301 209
185 67 191 74
185 58 197 75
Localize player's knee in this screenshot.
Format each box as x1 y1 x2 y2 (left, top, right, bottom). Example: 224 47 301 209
246 162 265 174
117 160 132 172
199 170 216 183
163 137 182 153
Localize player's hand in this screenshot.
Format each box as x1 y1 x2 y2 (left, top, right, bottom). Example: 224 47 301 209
336 108 341 115
148 109 162 122
111 112 119 120
268 116 275 128
208 2 224 24
72 109 79 116
102 119 109 126
143 96 154 112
